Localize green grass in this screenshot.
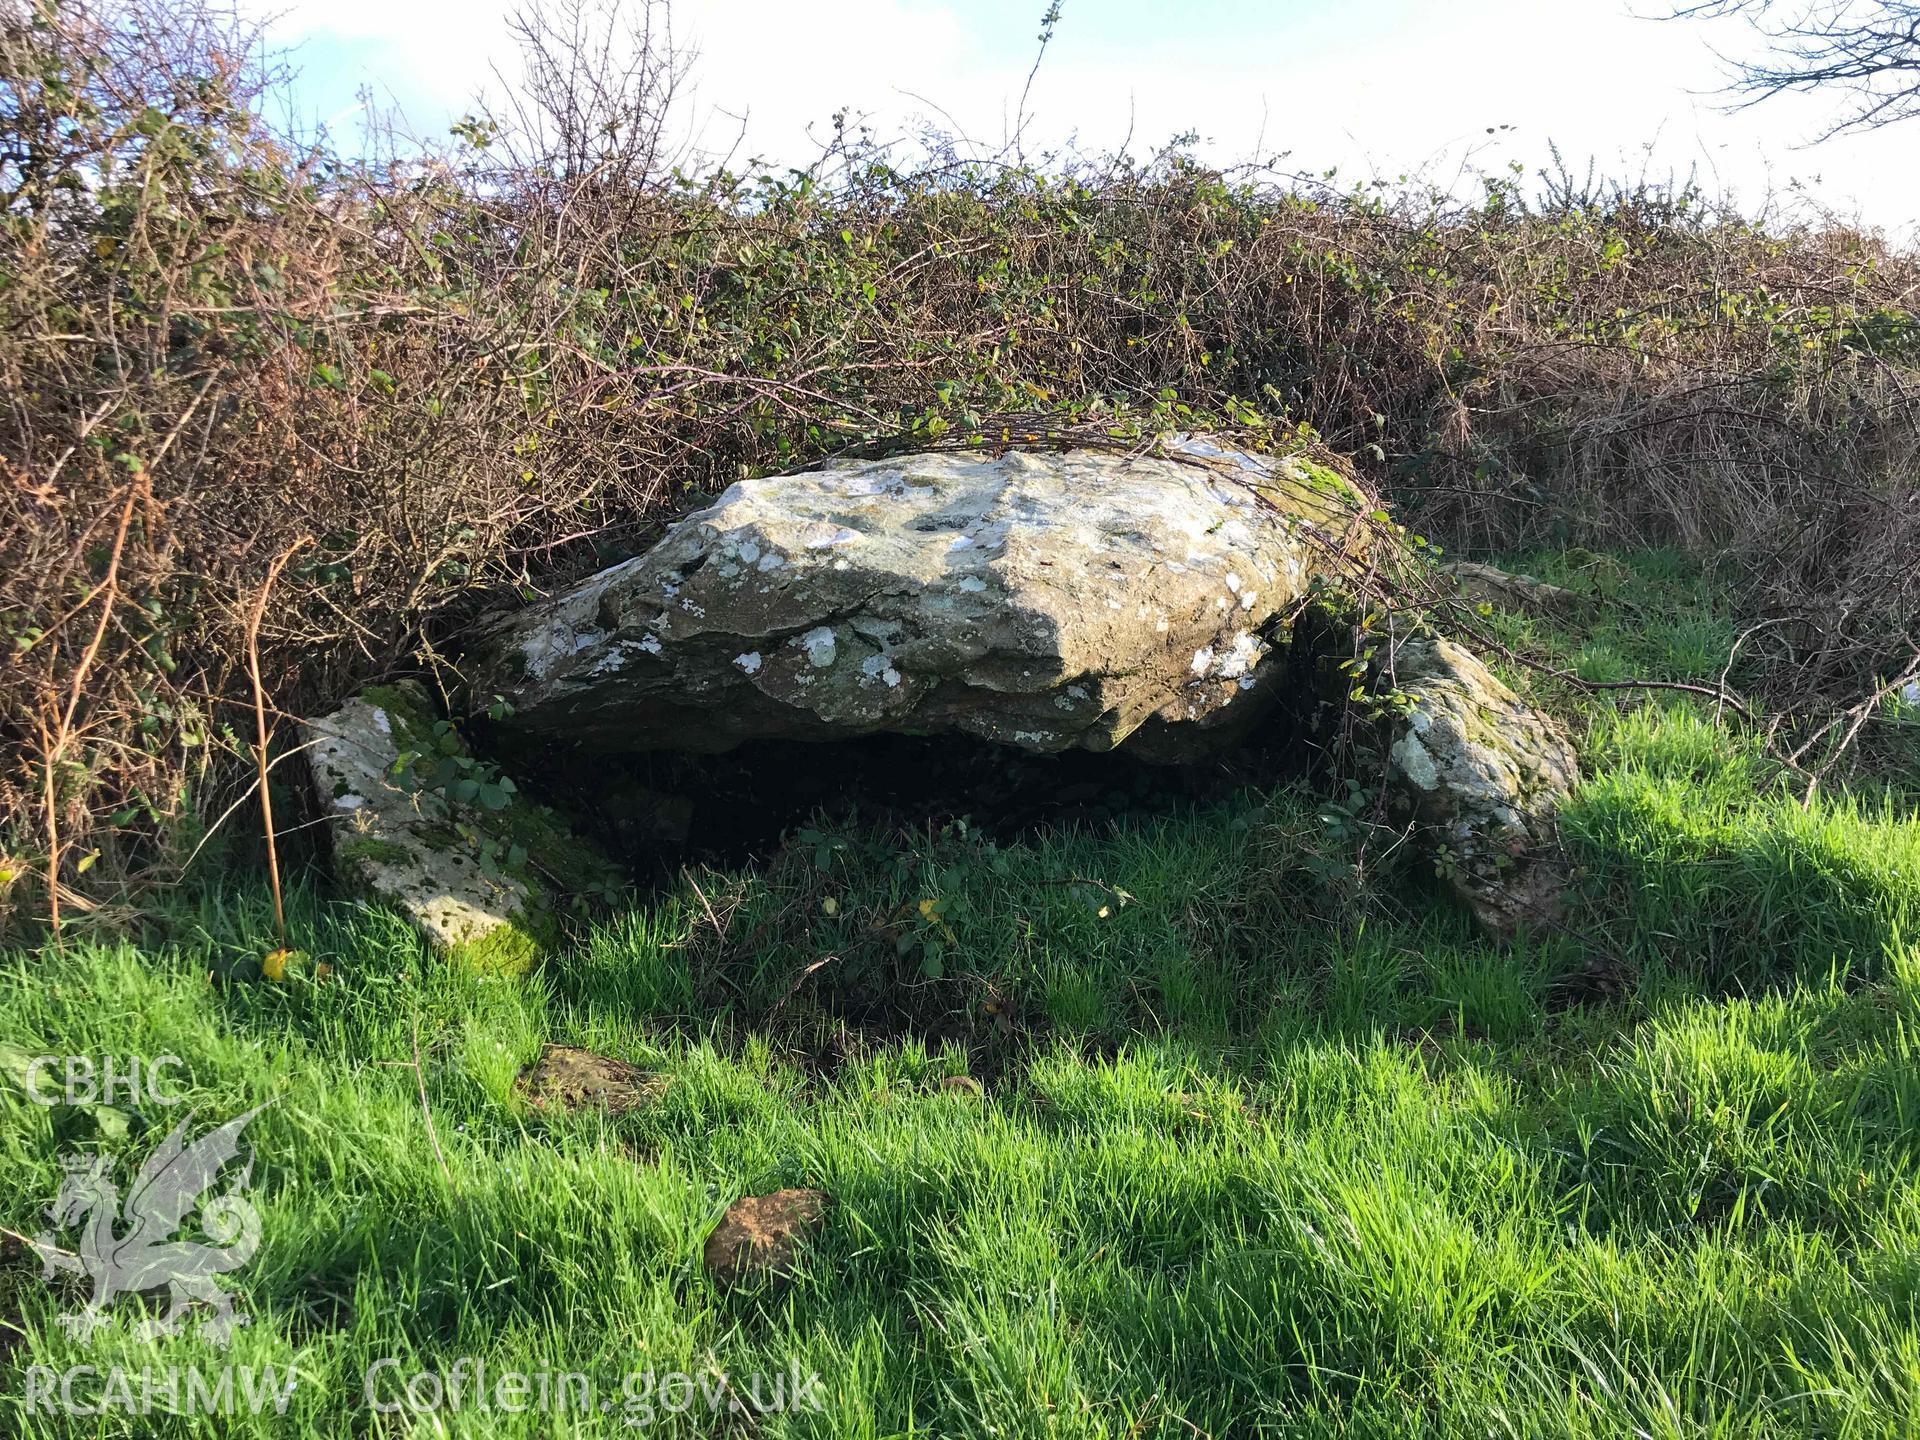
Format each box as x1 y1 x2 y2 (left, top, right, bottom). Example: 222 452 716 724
3 554 1919 1436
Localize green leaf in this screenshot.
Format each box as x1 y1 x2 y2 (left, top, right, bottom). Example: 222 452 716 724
0 1042 35 1093
84 1103 132 1140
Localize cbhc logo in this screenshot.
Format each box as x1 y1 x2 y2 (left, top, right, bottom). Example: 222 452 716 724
24 1056 185 1107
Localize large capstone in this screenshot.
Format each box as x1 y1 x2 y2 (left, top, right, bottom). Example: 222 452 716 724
470 443 1368 760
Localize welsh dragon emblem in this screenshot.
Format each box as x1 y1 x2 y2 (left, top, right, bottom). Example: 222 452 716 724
31 1104 268 1346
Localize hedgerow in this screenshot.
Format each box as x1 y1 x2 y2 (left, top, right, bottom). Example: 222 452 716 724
1 0 1915 928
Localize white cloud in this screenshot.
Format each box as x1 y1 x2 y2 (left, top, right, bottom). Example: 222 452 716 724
247 0 1919 239
246 0 514 129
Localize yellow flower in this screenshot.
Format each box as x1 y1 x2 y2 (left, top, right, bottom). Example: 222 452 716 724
262 949 309 982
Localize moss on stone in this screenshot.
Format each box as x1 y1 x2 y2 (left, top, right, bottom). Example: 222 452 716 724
322 678 618 972
446 914 545 978
1288 455 1368 512
336 836 412 868
359 681 612 892
359 681 437 749
311 678 611 980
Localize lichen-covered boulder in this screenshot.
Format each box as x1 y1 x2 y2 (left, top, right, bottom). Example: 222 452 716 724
469 442 1367 760
301 682 606 973
1376 633 1580 936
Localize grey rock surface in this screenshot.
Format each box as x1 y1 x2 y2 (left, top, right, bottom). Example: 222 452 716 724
472 444 1367 760
301 682 543 970
1377 632 1582 936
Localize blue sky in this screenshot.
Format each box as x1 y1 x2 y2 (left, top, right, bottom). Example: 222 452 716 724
245 0 1919 238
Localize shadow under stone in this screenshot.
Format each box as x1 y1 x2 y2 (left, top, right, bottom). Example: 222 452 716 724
487 709 1324 881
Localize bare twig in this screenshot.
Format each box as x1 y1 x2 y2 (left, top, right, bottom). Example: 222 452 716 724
245 536 313 952
39 472 144 933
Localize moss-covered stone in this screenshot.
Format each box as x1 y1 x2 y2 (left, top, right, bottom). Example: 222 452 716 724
357 682 437 746
494 796 624 902
301 680 613 978
1286 455 1370 518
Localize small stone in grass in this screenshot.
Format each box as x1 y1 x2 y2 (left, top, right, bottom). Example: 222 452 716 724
702 1189 829 1287
514 1044 666 1115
